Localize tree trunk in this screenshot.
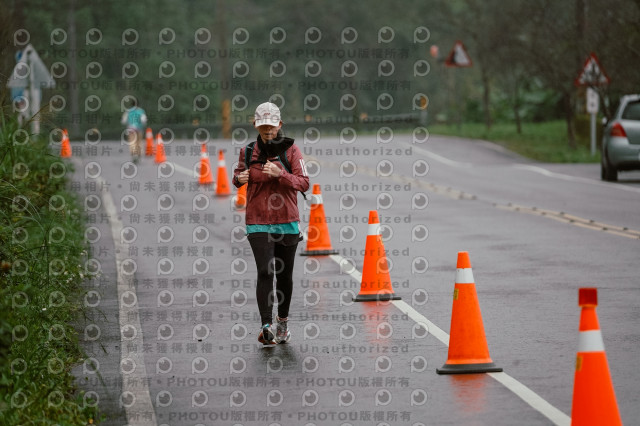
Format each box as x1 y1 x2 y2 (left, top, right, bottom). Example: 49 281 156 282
563 91 577 149
576 0 586 62
1 1 25 87
513 78 522 134
481 66 492 130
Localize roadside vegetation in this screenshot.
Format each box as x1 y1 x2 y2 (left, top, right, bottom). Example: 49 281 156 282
0 112 101 424
429 120 600 163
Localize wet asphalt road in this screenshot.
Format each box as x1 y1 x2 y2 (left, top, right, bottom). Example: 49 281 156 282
71 131 640 425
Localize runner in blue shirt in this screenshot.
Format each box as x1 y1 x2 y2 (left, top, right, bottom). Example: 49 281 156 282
120 100 147 163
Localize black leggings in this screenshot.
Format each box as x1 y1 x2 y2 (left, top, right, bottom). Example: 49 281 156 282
248 233 299 325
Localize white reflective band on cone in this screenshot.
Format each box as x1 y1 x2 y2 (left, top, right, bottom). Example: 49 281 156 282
455 268 474 284
368 223 380 236
311 194 323 205
577 330 605 352
219 160 226 166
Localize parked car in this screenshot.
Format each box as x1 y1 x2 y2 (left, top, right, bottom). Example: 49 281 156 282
601 94 640 181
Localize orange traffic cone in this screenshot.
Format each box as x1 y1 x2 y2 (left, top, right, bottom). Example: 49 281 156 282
233 183 247 210
301 184 338 256
437 252 502 374
60 129 71 158
198 144 213 185
571 288 621 425
145 128 155 156
154 133 166 164
353 210 401 302
215 150 231 196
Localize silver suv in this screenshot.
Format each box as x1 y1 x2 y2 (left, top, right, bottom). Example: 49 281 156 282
601 94 640 181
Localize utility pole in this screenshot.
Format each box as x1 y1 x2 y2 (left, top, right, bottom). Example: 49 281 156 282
67 0 79 138
215 0 232 139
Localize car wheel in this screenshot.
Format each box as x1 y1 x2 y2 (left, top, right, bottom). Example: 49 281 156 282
601 148 618 182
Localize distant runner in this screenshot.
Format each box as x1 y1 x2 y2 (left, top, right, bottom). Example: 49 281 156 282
120 100 147 163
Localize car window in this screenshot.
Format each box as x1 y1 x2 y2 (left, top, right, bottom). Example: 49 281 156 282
621 101 640 120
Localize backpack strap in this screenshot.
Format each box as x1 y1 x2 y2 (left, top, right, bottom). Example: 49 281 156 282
245 141 256 169
276 150 292 173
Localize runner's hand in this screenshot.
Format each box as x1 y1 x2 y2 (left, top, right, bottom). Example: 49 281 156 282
237 170 249 184
262 160 282 178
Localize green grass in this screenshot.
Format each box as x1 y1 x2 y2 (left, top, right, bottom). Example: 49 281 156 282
429 120 600 163
0 114 102 424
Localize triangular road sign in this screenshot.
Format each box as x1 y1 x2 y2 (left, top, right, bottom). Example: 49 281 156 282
445 41 472 68
575 53 610 87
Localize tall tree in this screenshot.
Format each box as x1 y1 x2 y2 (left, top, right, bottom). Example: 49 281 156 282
518 0 581 147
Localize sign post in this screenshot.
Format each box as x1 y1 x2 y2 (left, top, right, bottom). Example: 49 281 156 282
586 88 599 155
444 41 473 129
6 44 56 134
574 53 610 156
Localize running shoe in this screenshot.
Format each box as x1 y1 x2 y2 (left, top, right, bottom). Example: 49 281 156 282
275 316 291 344
258 323 276 345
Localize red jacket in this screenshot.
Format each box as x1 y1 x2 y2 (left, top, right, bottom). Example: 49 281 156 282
233 137 309 225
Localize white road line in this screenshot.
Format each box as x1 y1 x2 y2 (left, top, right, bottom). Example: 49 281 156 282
326 252 571 426
488 372 571 426
478 140 515 155
168 161 197 178
407 140 640 194
405 140 640 194
512 164 640 194
405 143 471 168
391 299 451 346
98 176 157 426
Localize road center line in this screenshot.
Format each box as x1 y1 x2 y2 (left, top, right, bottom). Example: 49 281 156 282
326 252 571 426
495 203 640 239
98 176 157 426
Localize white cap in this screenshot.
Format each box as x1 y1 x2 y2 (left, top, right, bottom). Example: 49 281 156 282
254 102 281 127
